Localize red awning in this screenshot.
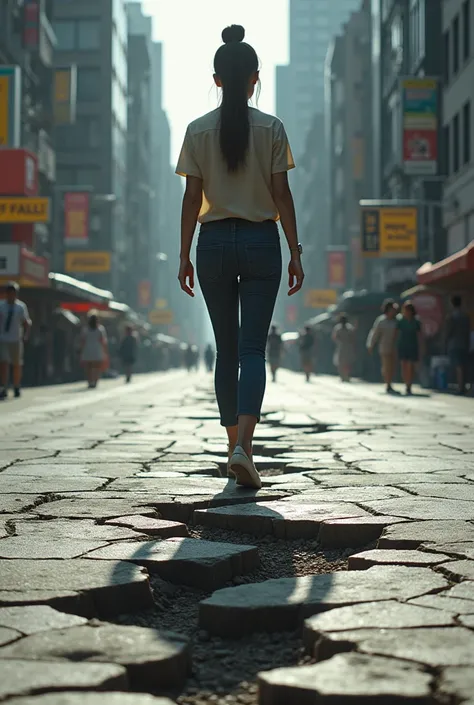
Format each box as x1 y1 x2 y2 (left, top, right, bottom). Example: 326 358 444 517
417 241 474 289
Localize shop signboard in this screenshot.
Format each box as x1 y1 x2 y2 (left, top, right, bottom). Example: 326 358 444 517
361 201 418 259
327 250 347 288
0 244 49 288
304 289 337 309
64 192 90 246
148 309 173 325
0 66 21 148
0 244 21 278
0 197 50 223
400 77 438 175
54 66 77 125
65 251 111 274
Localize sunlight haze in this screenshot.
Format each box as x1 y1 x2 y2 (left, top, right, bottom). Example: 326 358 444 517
142 0 289 163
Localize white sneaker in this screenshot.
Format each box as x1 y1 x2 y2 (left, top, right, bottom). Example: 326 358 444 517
229 445 262 490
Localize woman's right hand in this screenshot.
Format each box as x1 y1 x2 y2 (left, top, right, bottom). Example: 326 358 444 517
288 256 304 296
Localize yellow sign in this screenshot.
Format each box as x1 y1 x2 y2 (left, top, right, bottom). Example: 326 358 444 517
155 298 168 310
305 289 338 309
0 76 8 146
148 309 173 325
361 205 418 259
0 198 50 223
54 67 76 125
65 251 111 273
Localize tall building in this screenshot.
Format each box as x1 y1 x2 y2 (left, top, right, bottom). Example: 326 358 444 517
278 0 361 159
53 0 128 295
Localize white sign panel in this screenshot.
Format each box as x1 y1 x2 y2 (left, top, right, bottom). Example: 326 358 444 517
0 243 20 277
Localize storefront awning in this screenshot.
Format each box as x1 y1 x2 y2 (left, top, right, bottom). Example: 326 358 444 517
417 241 474 289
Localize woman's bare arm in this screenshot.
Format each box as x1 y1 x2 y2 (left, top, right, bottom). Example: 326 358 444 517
271 172 304 295
178 176 203 297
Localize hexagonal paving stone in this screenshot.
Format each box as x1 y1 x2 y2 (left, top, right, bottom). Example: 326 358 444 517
104 515 188 537
258 652 433 705
13 519 145 542
193 502 368 539
0 606 86 635
199 565 448 636
0 660 127 701
378 520 474 549
85 537 259 590
303 600 455 654
0 559 153 618
348 549 452 570
7 695 176 705
319 516 407 549
408 594 474 615
0 623 190 690
359 497 474 521
312 626 474 667
0 476 106 494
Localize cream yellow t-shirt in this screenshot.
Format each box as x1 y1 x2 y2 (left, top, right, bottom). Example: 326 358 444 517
176 107 295 224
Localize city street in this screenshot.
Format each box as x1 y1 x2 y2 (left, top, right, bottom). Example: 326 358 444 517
0 370 474 704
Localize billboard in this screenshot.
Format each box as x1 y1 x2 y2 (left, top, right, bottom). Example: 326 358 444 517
327 250 346 288
304 289 337 309
0 67 21 148
65 251 111 273
0 197 50 223
149 309 173 325
361 203 418 259
64 192 90 246
401 77 438 175
54 66 77 125
138 280 152 308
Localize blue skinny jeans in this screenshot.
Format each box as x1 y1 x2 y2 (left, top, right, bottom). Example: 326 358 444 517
197 218 282 427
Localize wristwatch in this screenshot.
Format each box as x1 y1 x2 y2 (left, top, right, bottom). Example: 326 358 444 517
291 243 303 255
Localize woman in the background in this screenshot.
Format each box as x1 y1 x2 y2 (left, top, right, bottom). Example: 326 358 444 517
396 301 422 395
119 325 138 383
80 312 108 389
332 313 355 382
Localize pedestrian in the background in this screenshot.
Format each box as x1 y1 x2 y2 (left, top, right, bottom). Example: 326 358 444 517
204 343 215 373
80 312 108 389
0 282 31 400
332 313 355 382
176 24 303 489
267 324 283 382
299 325 315 382
367 299 399 393
184 344 195 372
445 295 471 395
396 301 422 396
119 325 138 383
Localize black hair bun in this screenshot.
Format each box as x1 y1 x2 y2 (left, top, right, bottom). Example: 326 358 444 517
222 25 245 44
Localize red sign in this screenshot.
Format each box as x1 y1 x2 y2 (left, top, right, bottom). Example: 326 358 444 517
287 304 297 324
328 251 346 288
20 247 49 287
411 292 444 338
403 129 437 169
61 302 109 313
0 149 38 196
64 192 90 246
138 280 151 308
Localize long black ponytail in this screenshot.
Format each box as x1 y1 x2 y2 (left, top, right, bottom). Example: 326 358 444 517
214 25 259 173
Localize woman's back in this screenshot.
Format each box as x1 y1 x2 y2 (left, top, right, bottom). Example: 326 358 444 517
177 107 294 224
82 325 105 361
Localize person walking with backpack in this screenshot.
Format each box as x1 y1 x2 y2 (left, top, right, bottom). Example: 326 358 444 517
176 25 303 489
0 282 31 400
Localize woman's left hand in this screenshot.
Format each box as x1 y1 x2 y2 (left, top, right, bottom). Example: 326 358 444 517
178 259 195 297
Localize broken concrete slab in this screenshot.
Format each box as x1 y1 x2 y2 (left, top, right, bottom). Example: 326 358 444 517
348 549 452 570
397 483 474 501
0 559 153 618
0 623 190 690
0 537 112 560
314 472 469 487
0 606 87 635
258 652 433 705
445 582 474 601
359 497 474 521
86 537 259 590
378 520 474 549
319 516 406 549
439 560 474 582
0 477 107 494
0 496 44 515
303 600 455 654
7 694 177 705
439 665 474 704
0 660 127 701
104 515 188 538
32 498 159 521
199 565 448 636
193 501 368 539
408 594 474 615
13 518 145 542
0 627 22 646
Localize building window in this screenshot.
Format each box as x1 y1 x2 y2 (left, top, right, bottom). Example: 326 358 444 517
453 15 460 74
76 168 100 189
77 68 100 101
463 101 471 165
77 20 100 50
54 20 75 50
444 124 450 176
463 0 471 62
444 30 450 84
453 113 460 173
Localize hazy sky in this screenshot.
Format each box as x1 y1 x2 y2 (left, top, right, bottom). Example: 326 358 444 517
142 0 289 164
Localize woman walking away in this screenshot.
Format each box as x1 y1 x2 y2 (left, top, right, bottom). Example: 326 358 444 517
176 25 303 489
396 301 422 395
119 325 138 383
80 312 108 389
332 314 355 382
